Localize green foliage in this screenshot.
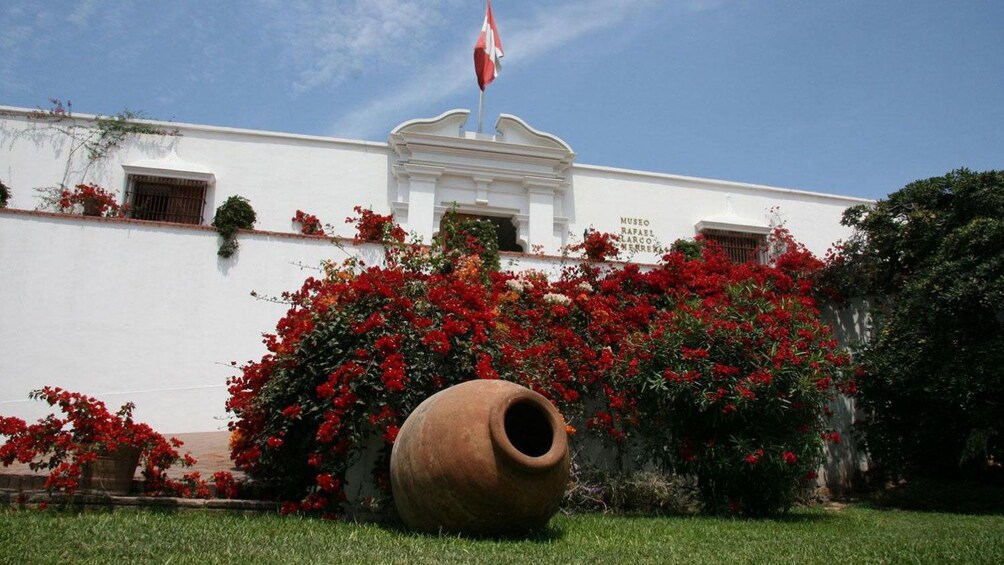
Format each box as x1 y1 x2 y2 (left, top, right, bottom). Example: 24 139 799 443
670 237 704 260
20 99 176 190
0 180 10 208
87 110 165 162
828 169 1004 481
212 196 257 258
438 209 501 274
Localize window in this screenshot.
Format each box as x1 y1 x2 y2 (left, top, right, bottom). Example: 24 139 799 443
125 175 208 225
701 229 766 264
440 213 523 253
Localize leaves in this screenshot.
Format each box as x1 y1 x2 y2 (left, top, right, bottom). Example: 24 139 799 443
827 169 1004 480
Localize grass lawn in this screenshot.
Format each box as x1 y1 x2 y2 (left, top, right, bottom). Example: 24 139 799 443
2 504 1003 564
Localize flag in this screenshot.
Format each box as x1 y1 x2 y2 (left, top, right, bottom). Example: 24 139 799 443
474 0 504 91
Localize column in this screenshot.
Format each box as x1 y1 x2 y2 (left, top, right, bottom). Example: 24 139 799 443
401 164 443 243
523 177 562 254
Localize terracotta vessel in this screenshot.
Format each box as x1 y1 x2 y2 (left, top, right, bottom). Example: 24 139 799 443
390 380 570 535
80 445 141 495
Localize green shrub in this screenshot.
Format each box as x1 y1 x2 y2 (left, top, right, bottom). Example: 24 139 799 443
213 196 257 258
439 210 501 274
826 169 1004 482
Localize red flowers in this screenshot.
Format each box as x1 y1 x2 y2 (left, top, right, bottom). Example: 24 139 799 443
213 471 240 499
571 229 621 262
382 425 400 445
0 387 204 499
476 353 499 380
292 210 325 236
316 473 340 492
681 347 710 360
347 206 406 243
59 183 122 217
224 205 855 517
380 353 408 392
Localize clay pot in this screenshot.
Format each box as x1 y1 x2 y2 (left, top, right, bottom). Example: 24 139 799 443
390 380 570 536
81 198 103 217
80 445 141 495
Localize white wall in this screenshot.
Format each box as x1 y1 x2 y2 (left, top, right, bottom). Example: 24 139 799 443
570 165 863 262
1 107 870 258
0 109 392 239
0 211 382 432
0 210 592 433
1 106 872 434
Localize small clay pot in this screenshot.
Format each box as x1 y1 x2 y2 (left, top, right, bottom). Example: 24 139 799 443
390 380 570 536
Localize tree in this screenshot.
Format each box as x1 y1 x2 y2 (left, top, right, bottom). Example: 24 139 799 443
830 169 1004 481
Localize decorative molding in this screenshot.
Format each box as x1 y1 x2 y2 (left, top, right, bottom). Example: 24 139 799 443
387 111 576 253
694 220 772 235
122 157 215 184
495 114 573 153
513 213 530 251
397 163 445 183
390 109 470 137
473 176 493 206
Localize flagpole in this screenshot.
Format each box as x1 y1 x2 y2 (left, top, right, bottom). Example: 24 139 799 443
478 0 487 134
478 90 485 134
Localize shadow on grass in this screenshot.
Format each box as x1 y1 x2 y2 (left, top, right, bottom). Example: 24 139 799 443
864 478 1004 515
375 519 566 543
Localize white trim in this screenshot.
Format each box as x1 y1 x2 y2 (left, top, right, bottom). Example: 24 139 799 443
695 220 772 235
574 162 874 204
0 105 387 151
123 163 215 184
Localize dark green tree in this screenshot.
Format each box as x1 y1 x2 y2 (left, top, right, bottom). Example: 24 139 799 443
830 169 1004 481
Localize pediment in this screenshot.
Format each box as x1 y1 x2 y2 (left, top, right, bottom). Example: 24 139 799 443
391 109 470 138
494 114 572 152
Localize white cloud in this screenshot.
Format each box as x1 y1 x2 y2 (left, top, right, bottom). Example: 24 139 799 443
328 0 661 139
67 0 100 28
261 0 461 92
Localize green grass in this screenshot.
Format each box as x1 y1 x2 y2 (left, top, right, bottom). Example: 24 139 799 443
2 505 1003 564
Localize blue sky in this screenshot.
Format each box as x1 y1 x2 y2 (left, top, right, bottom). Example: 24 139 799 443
2 0 1001 199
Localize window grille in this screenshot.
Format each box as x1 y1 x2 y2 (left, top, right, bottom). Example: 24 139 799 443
126 175 207 225
702 229 766 264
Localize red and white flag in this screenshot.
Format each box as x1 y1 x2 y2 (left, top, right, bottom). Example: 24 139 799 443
474 0 504 91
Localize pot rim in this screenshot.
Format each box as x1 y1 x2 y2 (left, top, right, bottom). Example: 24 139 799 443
488 388 568 473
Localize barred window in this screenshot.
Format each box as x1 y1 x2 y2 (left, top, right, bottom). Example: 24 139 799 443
126 175 208 225
701 229 766 264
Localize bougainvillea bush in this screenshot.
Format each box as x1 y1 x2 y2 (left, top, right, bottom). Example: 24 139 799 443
0 387 209 498
292 210 326 236
226 211 852 517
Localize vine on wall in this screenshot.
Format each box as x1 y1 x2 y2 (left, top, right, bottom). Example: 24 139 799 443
1 99 178 209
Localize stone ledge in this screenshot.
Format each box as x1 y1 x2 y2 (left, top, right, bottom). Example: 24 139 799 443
0 488 279 512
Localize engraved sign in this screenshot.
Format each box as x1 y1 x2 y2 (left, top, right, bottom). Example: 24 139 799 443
619 216 660 254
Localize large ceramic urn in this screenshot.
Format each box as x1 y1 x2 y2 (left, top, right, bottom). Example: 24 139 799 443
390 380 570 536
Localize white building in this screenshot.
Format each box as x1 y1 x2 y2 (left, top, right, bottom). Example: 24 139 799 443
0 106 870 433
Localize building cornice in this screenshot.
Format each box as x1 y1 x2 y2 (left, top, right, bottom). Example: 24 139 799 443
1 105 872 203
573 163 874 205
0 105 387 152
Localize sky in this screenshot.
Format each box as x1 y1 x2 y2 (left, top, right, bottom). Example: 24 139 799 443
2 0 1002 200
